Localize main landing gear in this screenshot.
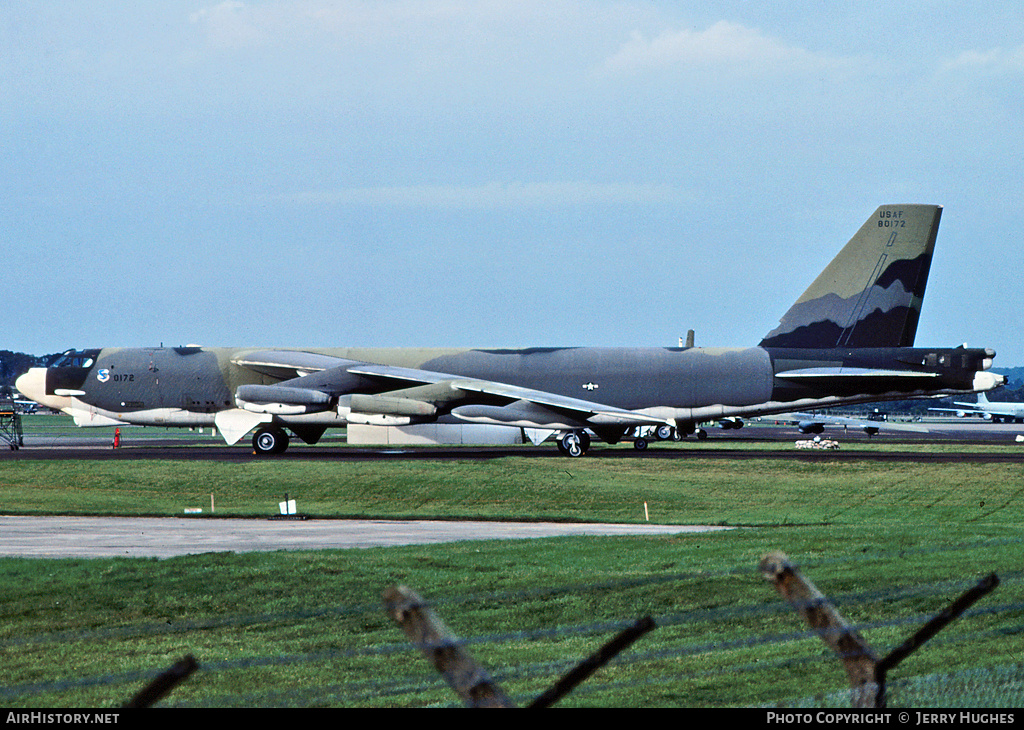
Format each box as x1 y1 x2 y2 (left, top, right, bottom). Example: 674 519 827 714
556 430 591 457
253 426 290 455
631 424 705 450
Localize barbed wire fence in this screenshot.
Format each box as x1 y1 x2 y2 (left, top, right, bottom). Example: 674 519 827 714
2 551 1023 708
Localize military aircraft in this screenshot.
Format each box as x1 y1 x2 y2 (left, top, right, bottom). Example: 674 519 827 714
929 392 1024 423
15 204 1005 456
771 410 928 436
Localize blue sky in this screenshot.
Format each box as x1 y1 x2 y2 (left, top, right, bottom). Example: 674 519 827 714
3 1 1022 364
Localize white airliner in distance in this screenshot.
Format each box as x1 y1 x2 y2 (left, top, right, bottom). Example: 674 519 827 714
929 392 1024 423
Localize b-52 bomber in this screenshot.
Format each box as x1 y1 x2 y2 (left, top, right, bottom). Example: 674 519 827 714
16 204 1005 456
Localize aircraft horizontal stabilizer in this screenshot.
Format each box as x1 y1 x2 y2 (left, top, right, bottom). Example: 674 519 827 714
774 367 941 381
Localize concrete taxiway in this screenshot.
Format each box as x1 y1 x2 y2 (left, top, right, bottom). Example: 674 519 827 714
0 515 730 559
2 418 1016 560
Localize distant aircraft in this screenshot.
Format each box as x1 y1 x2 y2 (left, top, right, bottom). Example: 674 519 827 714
929 392 1024 423
16 204 1005 456
772 410 928 436
0 387 38 415
14 400 38 415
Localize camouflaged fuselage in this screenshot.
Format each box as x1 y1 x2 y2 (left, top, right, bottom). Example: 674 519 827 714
17 204 1004 454
41 342 994 427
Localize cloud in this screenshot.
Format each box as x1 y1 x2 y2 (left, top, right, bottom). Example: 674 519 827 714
188 1 268 49
942 45 1024 74
602 20 848 76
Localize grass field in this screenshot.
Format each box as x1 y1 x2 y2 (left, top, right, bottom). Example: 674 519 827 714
1 426 1023 707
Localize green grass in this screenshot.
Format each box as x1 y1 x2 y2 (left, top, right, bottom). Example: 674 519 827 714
1 445 1024 707
1 455 1022 526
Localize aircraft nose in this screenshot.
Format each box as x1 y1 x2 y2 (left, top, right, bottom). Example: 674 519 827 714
15 368 72 412
15 368 47 402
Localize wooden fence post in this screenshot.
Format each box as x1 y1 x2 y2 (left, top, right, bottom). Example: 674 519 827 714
384 585 516 708
122 655 199 708
759 551 882 707
760 551 999 708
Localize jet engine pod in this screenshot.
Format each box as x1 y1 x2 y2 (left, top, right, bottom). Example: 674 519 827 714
235 384 332 415
451 400 577 429
342 394 437 418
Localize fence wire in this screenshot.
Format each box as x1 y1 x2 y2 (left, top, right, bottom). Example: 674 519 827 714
3 551 1023 708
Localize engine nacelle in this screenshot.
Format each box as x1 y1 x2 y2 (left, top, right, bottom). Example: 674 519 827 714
235 384 332 415
339 394 437 418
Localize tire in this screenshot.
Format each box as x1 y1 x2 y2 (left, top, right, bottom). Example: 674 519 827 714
253 427 289 455
558 431 587 457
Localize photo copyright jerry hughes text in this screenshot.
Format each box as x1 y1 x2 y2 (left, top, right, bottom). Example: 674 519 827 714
766 711 1016 725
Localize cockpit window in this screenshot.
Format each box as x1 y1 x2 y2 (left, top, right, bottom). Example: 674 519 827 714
51 350 98 369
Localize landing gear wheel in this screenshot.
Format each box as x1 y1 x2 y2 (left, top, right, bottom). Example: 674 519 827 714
253 426 290 455
557 431 590 457
633 437 648 451
696 428 708 440
654 425 673 441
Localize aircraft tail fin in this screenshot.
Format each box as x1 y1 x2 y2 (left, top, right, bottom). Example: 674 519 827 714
760 204 941 349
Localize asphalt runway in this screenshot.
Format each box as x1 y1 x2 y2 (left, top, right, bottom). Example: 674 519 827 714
5 420 1022 462
0 515 730 559
2 420 1018 559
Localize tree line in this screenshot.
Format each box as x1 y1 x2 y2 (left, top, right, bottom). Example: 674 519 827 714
0 351 60 391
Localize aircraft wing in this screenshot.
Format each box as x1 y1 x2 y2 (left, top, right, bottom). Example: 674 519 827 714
449 379 668 426
230 354 673 443
233 350 358 379
927 406 983 416
348 364 672 428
